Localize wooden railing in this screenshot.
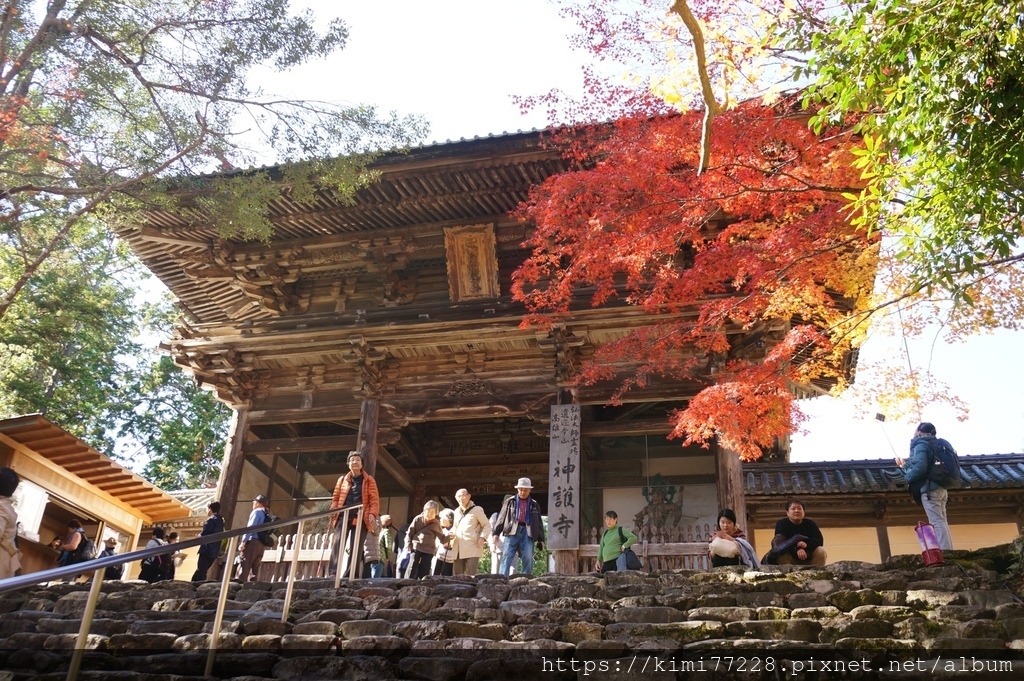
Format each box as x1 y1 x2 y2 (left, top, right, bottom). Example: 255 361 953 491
577 523 714 572
257 522 719 579
256 530 340 582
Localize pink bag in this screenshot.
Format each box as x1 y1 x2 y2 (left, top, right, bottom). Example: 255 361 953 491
915 521 944 566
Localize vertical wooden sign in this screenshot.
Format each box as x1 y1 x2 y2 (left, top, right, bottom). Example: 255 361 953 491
547 404 581 550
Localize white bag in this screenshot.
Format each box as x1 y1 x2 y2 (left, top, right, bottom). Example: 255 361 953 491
709 536 741 558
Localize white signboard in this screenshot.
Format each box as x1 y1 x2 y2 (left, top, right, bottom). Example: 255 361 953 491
546 404 581 550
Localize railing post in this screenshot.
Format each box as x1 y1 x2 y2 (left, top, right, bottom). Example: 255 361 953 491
282 521 304 623
333 508 350 589
206 535 239 678
67 568 104 681
348 507 365 582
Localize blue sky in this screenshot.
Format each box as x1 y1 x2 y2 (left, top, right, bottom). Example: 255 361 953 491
254 1 1024 461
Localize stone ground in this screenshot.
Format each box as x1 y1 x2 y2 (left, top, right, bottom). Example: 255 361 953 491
2 546 1024 680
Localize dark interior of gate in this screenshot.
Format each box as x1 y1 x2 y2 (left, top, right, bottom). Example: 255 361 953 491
240 403 720 541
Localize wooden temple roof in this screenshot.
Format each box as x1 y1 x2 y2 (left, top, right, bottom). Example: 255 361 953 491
122 128 864 478
123 132 568 326
0 414 193 523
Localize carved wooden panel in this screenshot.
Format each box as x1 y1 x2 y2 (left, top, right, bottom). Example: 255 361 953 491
443 224 500 301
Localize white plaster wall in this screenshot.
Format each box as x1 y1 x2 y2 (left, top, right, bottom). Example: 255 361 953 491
601 483 717 538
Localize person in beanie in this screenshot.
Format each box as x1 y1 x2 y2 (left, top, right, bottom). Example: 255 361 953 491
898 422 954 550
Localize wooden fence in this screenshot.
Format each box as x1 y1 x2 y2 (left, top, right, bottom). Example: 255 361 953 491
255 522 717 580
256 530 339 583
577 523 714 572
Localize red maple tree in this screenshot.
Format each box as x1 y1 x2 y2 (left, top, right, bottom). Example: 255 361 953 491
512 101 875 460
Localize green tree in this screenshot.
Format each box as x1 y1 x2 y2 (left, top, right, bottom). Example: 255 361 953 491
117 354 231 490
0 216 142 452
1 0 426 320
0 214 230 487
781 0 1024 301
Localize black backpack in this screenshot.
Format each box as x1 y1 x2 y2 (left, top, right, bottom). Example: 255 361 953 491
75 530 96 561
927 438 961 489
257 510 280 548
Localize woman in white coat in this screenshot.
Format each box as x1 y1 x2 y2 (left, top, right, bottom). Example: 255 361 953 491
450 488 492 575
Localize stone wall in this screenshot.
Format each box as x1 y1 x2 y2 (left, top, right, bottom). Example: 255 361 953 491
1 546 1023 680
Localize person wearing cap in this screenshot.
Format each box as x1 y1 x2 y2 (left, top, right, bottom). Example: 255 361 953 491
192 501 224 582
451 488 491 576
371 514 397 578
237 495 271 582
492 477 545 575
98 537 123 580
328 451 380 577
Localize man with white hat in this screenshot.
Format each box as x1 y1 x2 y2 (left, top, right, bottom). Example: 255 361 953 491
491 477 545 575
99 537 123 581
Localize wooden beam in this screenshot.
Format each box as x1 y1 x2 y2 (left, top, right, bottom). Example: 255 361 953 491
376 446 414 494
357 398 380 477
137 226 210 247
248 405 363 425
876 525 892 562
579 419 676 437
245 434 357 455
216 407 249 530
409 462 551 486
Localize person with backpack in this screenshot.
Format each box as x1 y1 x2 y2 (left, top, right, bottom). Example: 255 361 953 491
99 537 124 580
55 518 96 580
598 510 637 572
139 526 167 583
163 532 186 581
898 421 957 550
237 495 272 582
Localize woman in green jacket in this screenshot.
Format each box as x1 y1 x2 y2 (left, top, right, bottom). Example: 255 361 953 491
598 511 637 572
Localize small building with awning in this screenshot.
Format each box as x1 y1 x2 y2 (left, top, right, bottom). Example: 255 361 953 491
0 414 192 576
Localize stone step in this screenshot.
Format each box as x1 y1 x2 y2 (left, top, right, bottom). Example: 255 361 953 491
1 551 1023 679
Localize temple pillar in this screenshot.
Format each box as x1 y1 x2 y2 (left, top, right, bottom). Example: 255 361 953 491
356 398 380 476
715 443 748 532
216 407 249 529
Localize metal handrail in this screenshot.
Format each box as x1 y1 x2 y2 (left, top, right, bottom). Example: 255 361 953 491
0 501 368 681
0 501 363 594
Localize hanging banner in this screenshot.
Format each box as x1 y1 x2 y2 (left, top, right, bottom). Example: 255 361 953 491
546 404 581 550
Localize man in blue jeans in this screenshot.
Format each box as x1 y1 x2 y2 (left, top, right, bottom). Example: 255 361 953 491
492 477 545 575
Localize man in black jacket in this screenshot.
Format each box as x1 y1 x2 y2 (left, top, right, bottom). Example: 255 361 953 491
192 501 224 581
771 498 827 566
491 478 545 575
99 537 123 580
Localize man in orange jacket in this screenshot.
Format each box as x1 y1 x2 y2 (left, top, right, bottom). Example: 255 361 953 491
328 451 380 577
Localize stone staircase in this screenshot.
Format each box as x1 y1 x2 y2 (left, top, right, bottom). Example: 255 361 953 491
1 546 1023 680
